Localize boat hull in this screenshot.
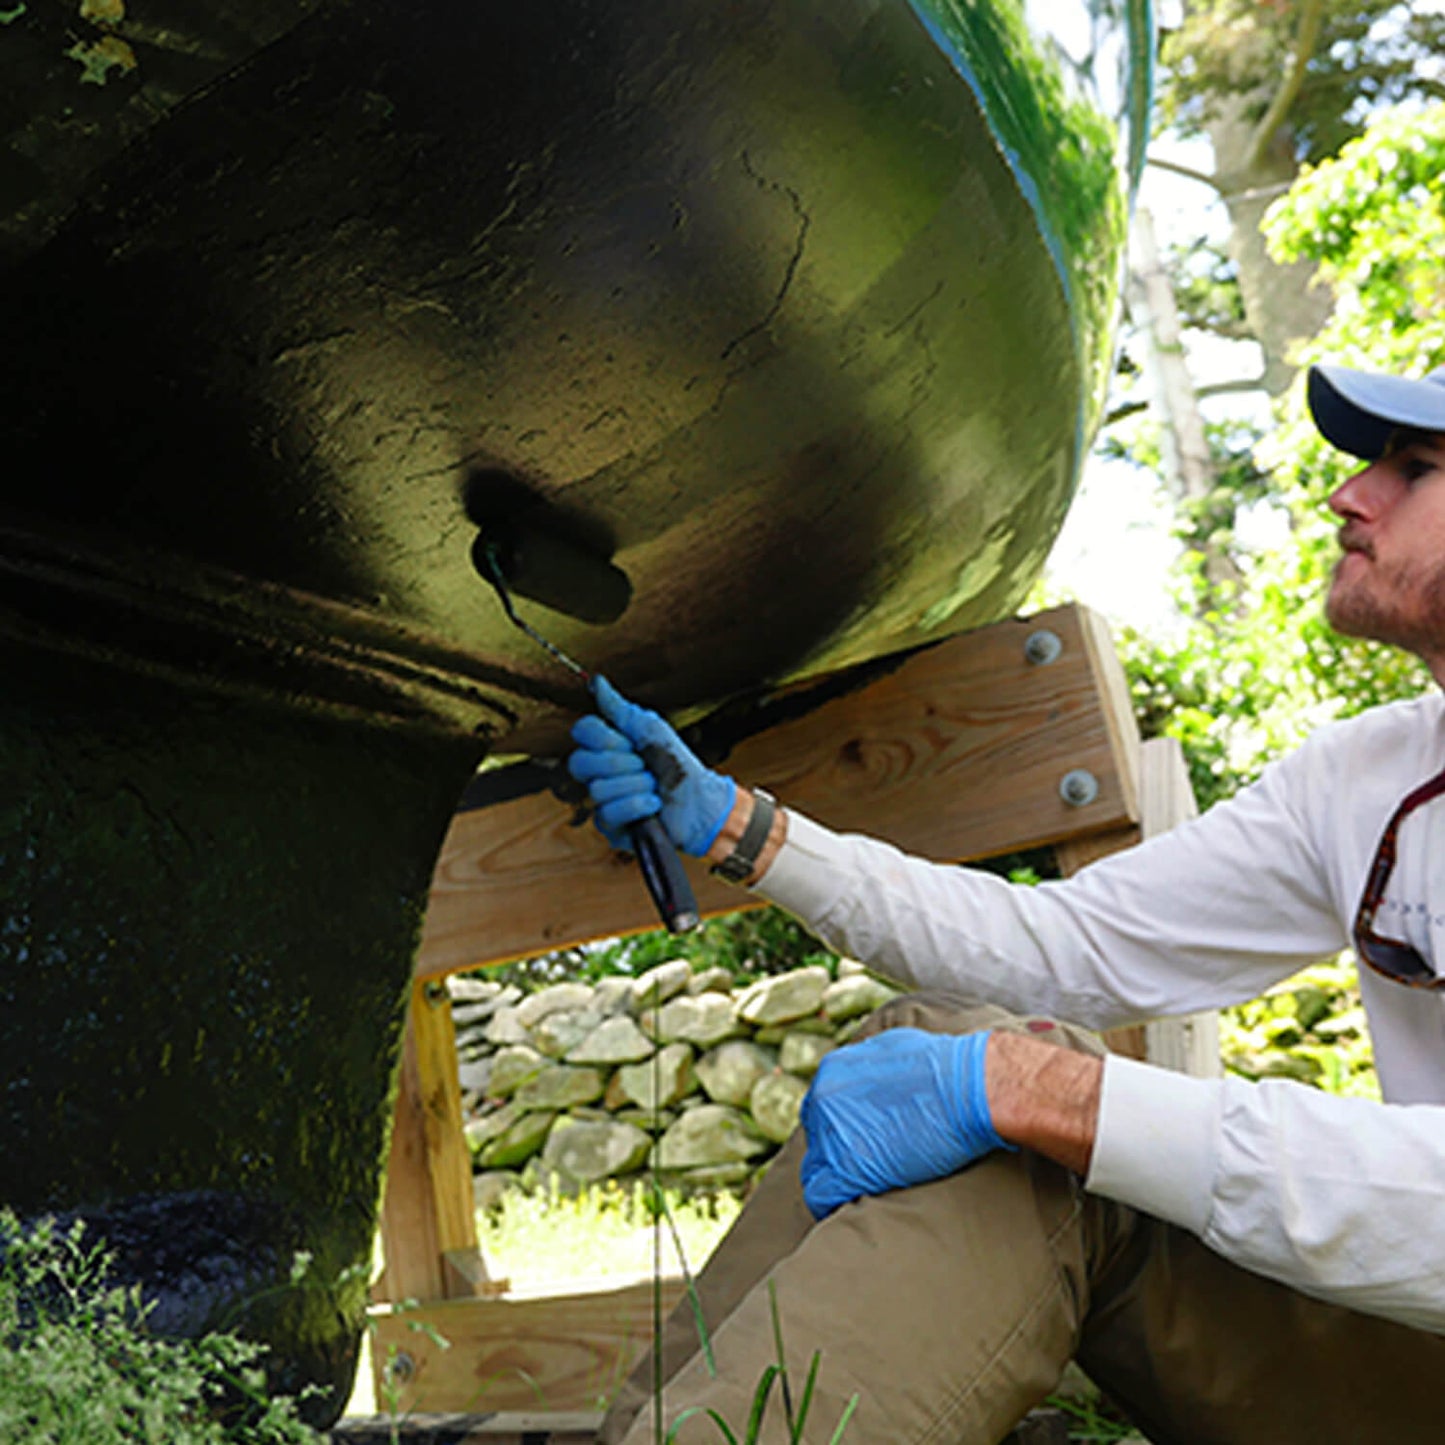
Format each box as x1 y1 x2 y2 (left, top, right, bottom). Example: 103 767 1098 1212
0 0 1148 1417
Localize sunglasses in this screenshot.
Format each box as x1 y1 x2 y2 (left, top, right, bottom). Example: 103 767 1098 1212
1353 767 1445 989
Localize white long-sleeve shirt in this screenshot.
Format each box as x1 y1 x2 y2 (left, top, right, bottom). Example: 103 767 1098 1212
753 693 1445 1334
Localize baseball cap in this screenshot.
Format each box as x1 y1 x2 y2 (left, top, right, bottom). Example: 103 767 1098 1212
1307 362 1445 460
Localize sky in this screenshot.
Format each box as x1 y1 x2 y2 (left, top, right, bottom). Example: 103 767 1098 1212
1041 137 1273 634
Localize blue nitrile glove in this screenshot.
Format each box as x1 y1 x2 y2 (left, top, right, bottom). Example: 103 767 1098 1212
567 676 737 856
799 1028 1015 1220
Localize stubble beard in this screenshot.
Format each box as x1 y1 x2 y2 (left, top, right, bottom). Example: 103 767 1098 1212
1326 547 1445 667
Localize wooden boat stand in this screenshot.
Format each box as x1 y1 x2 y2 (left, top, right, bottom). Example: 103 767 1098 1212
359 603 1217 1436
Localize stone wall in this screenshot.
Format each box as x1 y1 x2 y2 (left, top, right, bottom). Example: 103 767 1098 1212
449 959 905 1201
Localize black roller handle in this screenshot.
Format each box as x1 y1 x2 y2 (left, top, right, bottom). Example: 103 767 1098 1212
471 534 699 933
627 815 700 934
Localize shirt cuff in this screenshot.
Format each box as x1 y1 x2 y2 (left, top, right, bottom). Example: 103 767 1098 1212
1085 1055 1221 1236
750 809 853 904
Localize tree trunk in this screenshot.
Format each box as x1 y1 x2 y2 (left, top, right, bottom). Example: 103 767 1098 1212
1205 94 1332 396
1126 205 1243 595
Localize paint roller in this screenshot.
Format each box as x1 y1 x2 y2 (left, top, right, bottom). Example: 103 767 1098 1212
470 519 701 934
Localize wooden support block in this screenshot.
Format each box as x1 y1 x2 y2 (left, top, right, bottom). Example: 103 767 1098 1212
1054 823 1140 879
377 981 487 1306
446 1249 510 1300
368 1275 688 1416
417 604 1141 978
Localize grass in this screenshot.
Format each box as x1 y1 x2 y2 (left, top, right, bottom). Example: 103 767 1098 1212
6 1186 1133 1442
473 1185 858 1444
344 1183 742 1420
476 1183 742 1292
468 1185 1138 1443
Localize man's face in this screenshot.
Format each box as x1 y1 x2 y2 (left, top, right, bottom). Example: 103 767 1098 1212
1326 429 1445 676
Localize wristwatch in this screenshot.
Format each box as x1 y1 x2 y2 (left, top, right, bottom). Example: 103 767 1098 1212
710 788 777 884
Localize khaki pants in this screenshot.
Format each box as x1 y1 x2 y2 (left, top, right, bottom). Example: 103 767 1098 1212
601 991 1445 1445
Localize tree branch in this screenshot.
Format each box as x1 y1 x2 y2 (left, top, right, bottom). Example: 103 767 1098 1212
1219 179 1294 207
1145 154 1223 193
1244 0 1327 173
1103 398 1150 427
1196 376 1269 402
1103 377 1268 430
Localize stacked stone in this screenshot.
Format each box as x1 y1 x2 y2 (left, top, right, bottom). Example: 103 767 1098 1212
449 959 903 1200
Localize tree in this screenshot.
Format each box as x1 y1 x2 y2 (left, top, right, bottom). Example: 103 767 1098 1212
1082 5 1445 800
1104 2 1445 620
1111 99 1445 810
1156 0 1445 394
1088 95 1445 1099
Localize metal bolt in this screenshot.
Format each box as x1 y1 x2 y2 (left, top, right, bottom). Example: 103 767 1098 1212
423 980 449 1008
1059 769 1099 807
1024 628 1063 665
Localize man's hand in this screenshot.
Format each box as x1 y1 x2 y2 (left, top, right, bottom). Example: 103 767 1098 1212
799 1028 1014 1220
568 677 736 856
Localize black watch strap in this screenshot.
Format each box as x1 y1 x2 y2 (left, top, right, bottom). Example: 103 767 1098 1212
710 788 777 884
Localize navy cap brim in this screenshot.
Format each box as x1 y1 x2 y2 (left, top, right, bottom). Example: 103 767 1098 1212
1308 363 1445 460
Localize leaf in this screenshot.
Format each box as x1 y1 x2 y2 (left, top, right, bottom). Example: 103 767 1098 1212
666 1405 740 1445
766 1280 795 1428
743 1364 782 1445
828 1393 861 1445
788 1350 823 1442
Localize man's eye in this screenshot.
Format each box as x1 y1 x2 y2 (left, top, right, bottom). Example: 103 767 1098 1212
1400 456 1436 484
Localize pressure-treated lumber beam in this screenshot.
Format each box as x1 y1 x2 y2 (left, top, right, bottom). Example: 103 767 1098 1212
376 980 491 1306
369 1276 688 1416
417 604 1140 979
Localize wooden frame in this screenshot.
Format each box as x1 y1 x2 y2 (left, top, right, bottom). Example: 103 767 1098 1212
375 979 498 1307
415 604 1141 978
367 603 1215 1418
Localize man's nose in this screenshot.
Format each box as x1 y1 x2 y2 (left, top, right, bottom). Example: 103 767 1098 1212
1329 463 1387 520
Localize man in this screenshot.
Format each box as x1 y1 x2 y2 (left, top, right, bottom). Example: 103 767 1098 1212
568 360 1445 1445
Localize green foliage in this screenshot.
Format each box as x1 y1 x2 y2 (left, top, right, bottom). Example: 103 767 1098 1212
1159 0 1445 165
487 904 840 991
1219 959 1378 1098
1118 550 1428 810
1046 1388 1140 1444
1263 102 1445 367
0 1212 319 1445
1164 235 1248 341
